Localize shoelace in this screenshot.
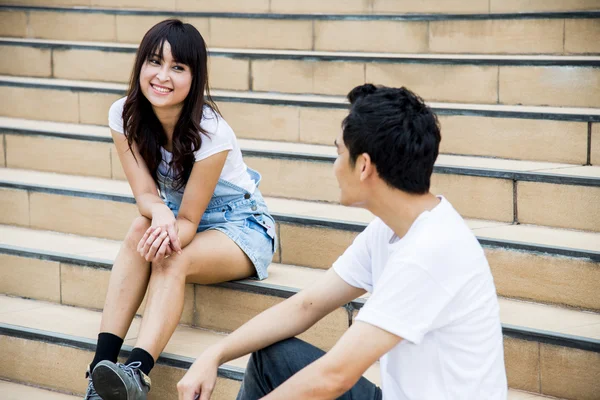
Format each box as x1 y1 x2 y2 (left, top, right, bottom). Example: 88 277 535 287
85 379 99 399
118 361 145 391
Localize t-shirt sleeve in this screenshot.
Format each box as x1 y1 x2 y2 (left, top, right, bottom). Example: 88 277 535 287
108 97 126 134
355 259 452 345
194 110 234 162
332 221 376 292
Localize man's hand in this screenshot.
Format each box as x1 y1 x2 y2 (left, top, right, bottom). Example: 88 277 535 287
177 352 220 400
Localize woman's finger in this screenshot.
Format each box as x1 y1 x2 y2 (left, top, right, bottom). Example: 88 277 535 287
140 227 162 257
145 231 168 261
166 224 183 254
137 226 154 252
155 236 170 260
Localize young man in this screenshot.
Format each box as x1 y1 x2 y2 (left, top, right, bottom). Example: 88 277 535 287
177 84 508 400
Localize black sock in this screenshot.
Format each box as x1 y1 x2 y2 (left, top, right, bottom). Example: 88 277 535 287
126 347 155 375
90 332 124 372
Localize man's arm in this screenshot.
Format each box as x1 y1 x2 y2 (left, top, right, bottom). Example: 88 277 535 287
177 268 366 400
262 321 402 399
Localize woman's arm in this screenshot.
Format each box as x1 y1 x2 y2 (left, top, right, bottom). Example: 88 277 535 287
172 150 228 249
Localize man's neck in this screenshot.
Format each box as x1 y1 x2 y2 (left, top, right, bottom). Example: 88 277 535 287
366 187 441 240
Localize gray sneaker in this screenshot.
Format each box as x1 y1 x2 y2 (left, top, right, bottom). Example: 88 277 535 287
84 366 103 400
92 360 151 400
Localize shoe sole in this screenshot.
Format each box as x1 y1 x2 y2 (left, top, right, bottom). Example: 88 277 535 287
92 363 129 400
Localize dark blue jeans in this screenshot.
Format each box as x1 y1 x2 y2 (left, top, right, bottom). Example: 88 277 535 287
236 338 382 400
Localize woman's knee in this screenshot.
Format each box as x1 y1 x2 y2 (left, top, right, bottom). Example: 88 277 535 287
151 254 189 278
124 216 151 247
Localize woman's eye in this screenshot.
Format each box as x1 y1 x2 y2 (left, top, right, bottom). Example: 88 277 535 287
149 59 160 65
173 65 184 72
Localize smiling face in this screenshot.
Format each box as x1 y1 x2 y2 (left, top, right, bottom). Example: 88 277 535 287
139 40 192 110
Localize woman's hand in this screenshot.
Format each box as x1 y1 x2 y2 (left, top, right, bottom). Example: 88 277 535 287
137 204 183 261
177 352 220 400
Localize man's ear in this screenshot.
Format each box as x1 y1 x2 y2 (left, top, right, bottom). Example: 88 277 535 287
359 153 375 182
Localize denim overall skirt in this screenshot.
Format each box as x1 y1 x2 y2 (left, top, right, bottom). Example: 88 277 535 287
158 167 276 280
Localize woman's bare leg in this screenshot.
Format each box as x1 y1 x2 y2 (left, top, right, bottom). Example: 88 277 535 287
134 229 255 359
99 216 153 337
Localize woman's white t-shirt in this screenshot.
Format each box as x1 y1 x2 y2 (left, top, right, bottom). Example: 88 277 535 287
108 97 256 194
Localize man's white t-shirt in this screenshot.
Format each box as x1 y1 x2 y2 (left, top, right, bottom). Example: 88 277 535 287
108 97 256 193
333 197 507 400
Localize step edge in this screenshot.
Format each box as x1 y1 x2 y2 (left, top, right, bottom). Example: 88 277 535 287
1 4 599 20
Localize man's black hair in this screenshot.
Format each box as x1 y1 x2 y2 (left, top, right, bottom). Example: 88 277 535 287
342 84 441 194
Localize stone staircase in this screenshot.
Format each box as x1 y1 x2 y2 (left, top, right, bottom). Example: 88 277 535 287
0 1 599 399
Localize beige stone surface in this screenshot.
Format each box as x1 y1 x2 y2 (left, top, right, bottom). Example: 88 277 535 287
488 248 600 311
0 134 4 167
116 15 194 44
0 254 60 302
209 56 249 91
0 11 27 37
271 0 370 13
0 188 29 226
0 380 79 400
246 156 339 202
593 123 600 166
438 115 588 164
111 146 127 180
195 286 347 350
0 336 90 394
429 19 564 54
91 0 174 9
500 66 600 108
299 107 348 145
0 86 79 122
178 0 269 12
0 45 51 77
491 0 600 12
210 18 312 50
5 134 113 178
4 0 88 5
565 19 600 54
504 337 540 393
431 174 514 222
540 344 600 399
315 21 428 53
374 0 488 13
60 264 110 310
517 182 600 231
195 286 280 331
29 193 139 240
218 101 300 142
367 63 498 103
53 49 134 83
79 92 123 125
29 12 117 42
252 59 364 96
279 223 358 269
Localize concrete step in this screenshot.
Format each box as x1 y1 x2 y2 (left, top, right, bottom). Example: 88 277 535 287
0 380 79 399
2 38 600 107
2 118 600 231
0 76 598 165
0 5 598 54
3 0 600 14
1 169 599 310
1 223 599 327
0 296 594 398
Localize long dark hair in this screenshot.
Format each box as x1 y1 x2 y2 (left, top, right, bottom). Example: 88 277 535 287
123 19 219 190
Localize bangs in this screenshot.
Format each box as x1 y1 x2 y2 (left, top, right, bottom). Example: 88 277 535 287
140 19 205 71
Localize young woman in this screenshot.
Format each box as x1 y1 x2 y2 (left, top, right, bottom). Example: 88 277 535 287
84 19 276 400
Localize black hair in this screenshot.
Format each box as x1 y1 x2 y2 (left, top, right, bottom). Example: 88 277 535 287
342 84 441 194
122 19 219 190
